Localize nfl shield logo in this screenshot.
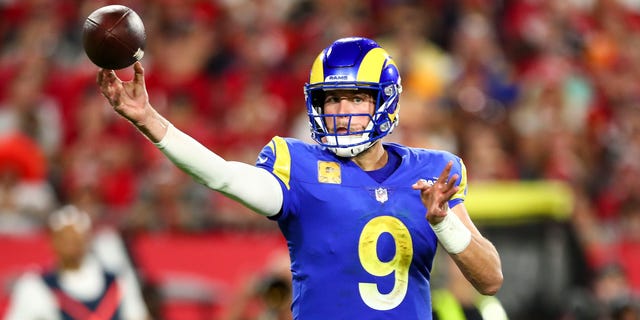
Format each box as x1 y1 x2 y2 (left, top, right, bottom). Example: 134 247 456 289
375 188 388 203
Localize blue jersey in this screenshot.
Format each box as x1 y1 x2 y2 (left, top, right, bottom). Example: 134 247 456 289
256 137 467 320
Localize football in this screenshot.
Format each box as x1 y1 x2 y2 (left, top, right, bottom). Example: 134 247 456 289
82 5 146 70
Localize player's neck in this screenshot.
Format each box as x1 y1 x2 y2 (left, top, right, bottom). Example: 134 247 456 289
351 142 387 171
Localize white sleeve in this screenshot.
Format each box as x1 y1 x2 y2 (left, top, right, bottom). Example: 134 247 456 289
92 229 149 320
154 124 283 217
118 275 150 320
4 272 59 320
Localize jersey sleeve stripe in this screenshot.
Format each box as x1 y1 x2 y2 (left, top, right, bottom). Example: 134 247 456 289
452 159 467 201
270 136 292 190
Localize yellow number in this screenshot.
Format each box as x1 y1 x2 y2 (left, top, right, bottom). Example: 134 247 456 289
358 216 413 310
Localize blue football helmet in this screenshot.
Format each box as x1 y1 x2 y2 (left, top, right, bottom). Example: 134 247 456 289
304 37 402 157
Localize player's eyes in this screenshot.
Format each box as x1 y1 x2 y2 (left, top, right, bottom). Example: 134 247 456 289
325 96 341 104
352 95 366 103
324 94 370 105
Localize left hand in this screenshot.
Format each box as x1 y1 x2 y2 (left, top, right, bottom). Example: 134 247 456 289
412 160 459 225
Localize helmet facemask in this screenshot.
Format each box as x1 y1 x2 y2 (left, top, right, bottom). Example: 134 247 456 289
305 82 401 157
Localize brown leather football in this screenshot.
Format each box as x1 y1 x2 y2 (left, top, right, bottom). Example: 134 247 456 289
82 5 146 70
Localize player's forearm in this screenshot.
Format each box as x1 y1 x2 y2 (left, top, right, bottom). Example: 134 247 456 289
154 124 284 216
451 236 503 296
435 205 503 295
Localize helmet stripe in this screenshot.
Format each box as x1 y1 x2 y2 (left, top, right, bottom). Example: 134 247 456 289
357 48 395 82
309 53 325 84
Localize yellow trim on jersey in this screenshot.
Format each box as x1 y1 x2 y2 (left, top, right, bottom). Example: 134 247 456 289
269 136 292 190
309 53 325 84
452 159 467 201
357 48 395 83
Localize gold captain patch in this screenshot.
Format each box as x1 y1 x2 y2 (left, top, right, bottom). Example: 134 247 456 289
318 161 341 184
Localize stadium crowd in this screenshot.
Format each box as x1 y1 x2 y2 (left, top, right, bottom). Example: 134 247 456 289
1 0 640 319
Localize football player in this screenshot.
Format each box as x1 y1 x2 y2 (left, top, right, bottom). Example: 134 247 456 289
97 37 503 319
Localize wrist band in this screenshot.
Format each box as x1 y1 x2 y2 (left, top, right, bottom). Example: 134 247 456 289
430 209 472 254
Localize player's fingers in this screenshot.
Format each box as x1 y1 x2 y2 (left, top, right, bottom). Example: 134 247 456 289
97 69 111 88
101 74 121 105
437 161 453 185
448 186 460 199
411 179 428 190
97 70 112 97
442 173 459 193
133 62 145 87
99 70 120 99
99 69 120 89
448 173 459 186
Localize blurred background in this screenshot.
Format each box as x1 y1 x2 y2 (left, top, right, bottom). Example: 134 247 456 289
1 0 640 319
